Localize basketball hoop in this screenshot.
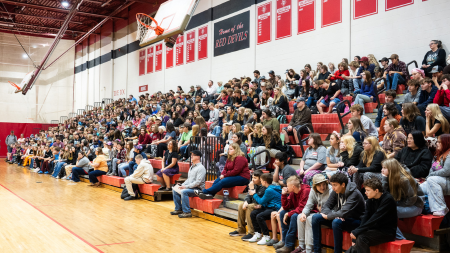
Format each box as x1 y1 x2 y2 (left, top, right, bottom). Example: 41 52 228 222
136 13 164 44
8 81 22 93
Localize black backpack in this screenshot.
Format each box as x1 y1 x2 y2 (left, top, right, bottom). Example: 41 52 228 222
121 184 142 199
282 145 296 164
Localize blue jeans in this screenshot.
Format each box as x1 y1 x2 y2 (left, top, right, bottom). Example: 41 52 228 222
89 170 107 183
71 167 88 182
211 126 222 137
118 162 130 177
29 158 34 168
52 162 66 177
306 97 317 108
128 161 137 175
280 210 299 248
386 73 405 91
111 158 119 174
354 94 372 114
180 146 188 158
353 78 362 93
202 176 249 196
173 188 196 213
312 213 361 253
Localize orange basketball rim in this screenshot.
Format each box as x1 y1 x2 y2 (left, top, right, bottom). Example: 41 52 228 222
136 13 164 36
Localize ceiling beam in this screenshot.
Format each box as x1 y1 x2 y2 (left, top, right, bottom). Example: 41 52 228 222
0 0 127 19
125 0 158 5
0 11 86 25
0 20 98 34
0 27 74 39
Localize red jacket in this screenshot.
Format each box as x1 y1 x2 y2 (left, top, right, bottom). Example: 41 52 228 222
330 69 350 81
138 133 151 145
433 88 450 107
281 184 311 217
221 156 251 180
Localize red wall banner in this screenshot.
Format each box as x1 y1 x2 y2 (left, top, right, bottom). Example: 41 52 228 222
155 43 163 72
146 46 154 74
166 46 174 69
257 2 271 45
297 0 315 34
354 0 378 19
198 25 208 61
176 35 184 66
139 49 145 76
186 30 196 63
139 85 148 92
322 0 342 28
276 0 292 40
385 0 414 11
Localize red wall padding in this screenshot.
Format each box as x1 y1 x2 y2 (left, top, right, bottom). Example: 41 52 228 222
0 123 57 157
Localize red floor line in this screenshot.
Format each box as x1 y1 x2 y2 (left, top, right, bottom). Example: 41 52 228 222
95 241 135 246
0 183 104 253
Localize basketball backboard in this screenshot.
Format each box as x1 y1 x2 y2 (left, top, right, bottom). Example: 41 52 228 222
137 0 200 48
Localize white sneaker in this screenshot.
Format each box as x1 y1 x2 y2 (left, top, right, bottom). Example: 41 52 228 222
247 232 262 243
34 168 40 173
433 210 448 216
61 176 67 180
257 235 271 245
56 176 60 179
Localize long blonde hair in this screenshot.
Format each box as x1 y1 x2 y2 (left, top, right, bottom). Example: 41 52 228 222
340 135 357 158
427 104 450 134
382 158 417 201
254 123 263 138
263 125 279 148
192 125 199 137
273 87 287 104
367 54 380 68
237 107 245 122
362 136 386 167
228 142 244 162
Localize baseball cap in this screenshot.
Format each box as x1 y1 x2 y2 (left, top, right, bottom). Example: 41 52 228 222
191 150 202 157
105 141 112 146
379 57 389 62
224 121 233 126
296 97 306 103
155 116 162 121
359 56 369 62
135 145 143 151
268 70 275 75
196 85 202 88
312 174 328 187
260 75 266 80
190 85 194 89
430 66 444 73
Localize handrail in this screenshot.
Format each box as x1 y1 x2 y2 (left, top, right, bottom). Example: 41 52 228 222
251 149 271 170
85 105 93 111
296 124 313 155
68 112 77 118
94 102 102 108
336 100 352 135
51 120 59 124
406 60 418 80
60 116 68 124
77 109 85 115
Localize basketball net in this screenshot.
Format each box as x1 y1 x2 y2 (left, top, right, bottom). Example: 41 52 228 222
136 13 164 44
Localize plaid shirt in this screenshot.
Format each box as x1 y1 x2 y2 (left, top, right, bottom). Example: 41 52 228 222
116 149 127 163
385 61 407 79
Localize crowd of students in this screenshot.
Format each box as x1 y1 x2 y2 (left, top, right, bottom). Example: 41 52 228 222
4 40 450 252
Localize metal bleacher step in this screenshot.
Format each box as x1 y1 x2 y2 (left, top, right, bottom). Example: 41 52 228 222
214 207 238 221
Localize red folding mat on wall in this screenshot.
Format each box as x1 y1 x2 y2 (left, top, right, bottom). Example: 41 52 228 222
0 123 57 157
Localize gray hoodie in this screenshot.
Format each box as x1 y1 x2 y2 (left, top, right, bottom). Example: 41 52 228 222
77 156 91 173
321 182 365 220
382 172 424 209
302 184 332 216
182 162 206 190
5 135 17 146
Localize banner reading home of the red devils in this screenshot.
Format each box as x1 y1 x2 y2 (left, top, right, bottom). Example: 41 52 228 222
176 35 184 66
198 25 208 60
186 30 196 63
354 0 378 19
276 0 291 40
146 46 154 74
257 2 271 45
322 0 342 28
385 0 414 11
166 46 173 69
298 0 315 35
139 50 145 76
155 43 163 72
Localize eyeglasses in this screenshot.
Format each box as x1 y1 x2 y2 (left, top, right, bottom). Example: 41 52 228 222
429 43 436 46
362 142 370 146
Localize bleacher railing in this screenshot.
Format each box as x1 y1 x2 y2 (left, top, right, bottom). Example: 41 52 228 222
297 125 313 155
406 60 418 80
336 100 352 136
102 98 113 105
77 109 85 116
51 120 59 124
68 112 77 119
250 149 271 171
60 116 68 124
85 105 93 111
188 136 223 181
94 102 102 108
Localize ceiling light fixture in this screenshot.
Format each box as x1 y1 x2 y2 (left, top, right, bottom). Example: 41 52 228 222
22 54 27 58
61 1 69 7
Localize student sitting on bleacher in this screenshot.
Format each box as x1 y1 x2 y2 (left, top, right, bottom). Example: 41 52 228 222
317 79 341 114
178 123 192 160
298 133 327 184
346 178 397 253
395 131 433 178
425 104 450 139
156 140 179 191
375 90 402 128
123 154 153 201
261 109 280 133
273 152 298 187
345 117 367 143
296 174 331 253
127 145 147 175
417 78 438 115
152 122 176 158
311 173 365 253
275 176 311 253
247 173 282 245
324 132 343 177
340 135 364 168
70 151 91 182
87 148 108 187
381 158 424 239
382 118 406 159
354 71 376 114
254 125 283 169
403 79 421 104
349 136 387 190
281 97 312 145
433 74 450 106
306 80 324 108
350 105 378 138
197 143 250 200
117 141 134 177
383 54 407 91
229 170 266 240
420 134 450 216
400 103 426 136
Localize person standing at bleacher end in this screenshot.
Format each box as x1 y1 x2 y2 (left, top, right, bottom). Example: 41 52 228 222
345 178 397 253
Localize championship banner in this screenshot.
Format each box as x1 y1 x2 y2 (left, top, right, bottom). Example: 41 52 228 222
214 11 250 57
198 25 208 60
146 46 154 74
155 43 163 72
353 0 378 19
276 0 292 40
139 49 145 76
176 35 184 66
298 0 315 34
166 45 174 69
257 2 271 45
386 0 414 11
322 0 342 28
186 30 196 63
